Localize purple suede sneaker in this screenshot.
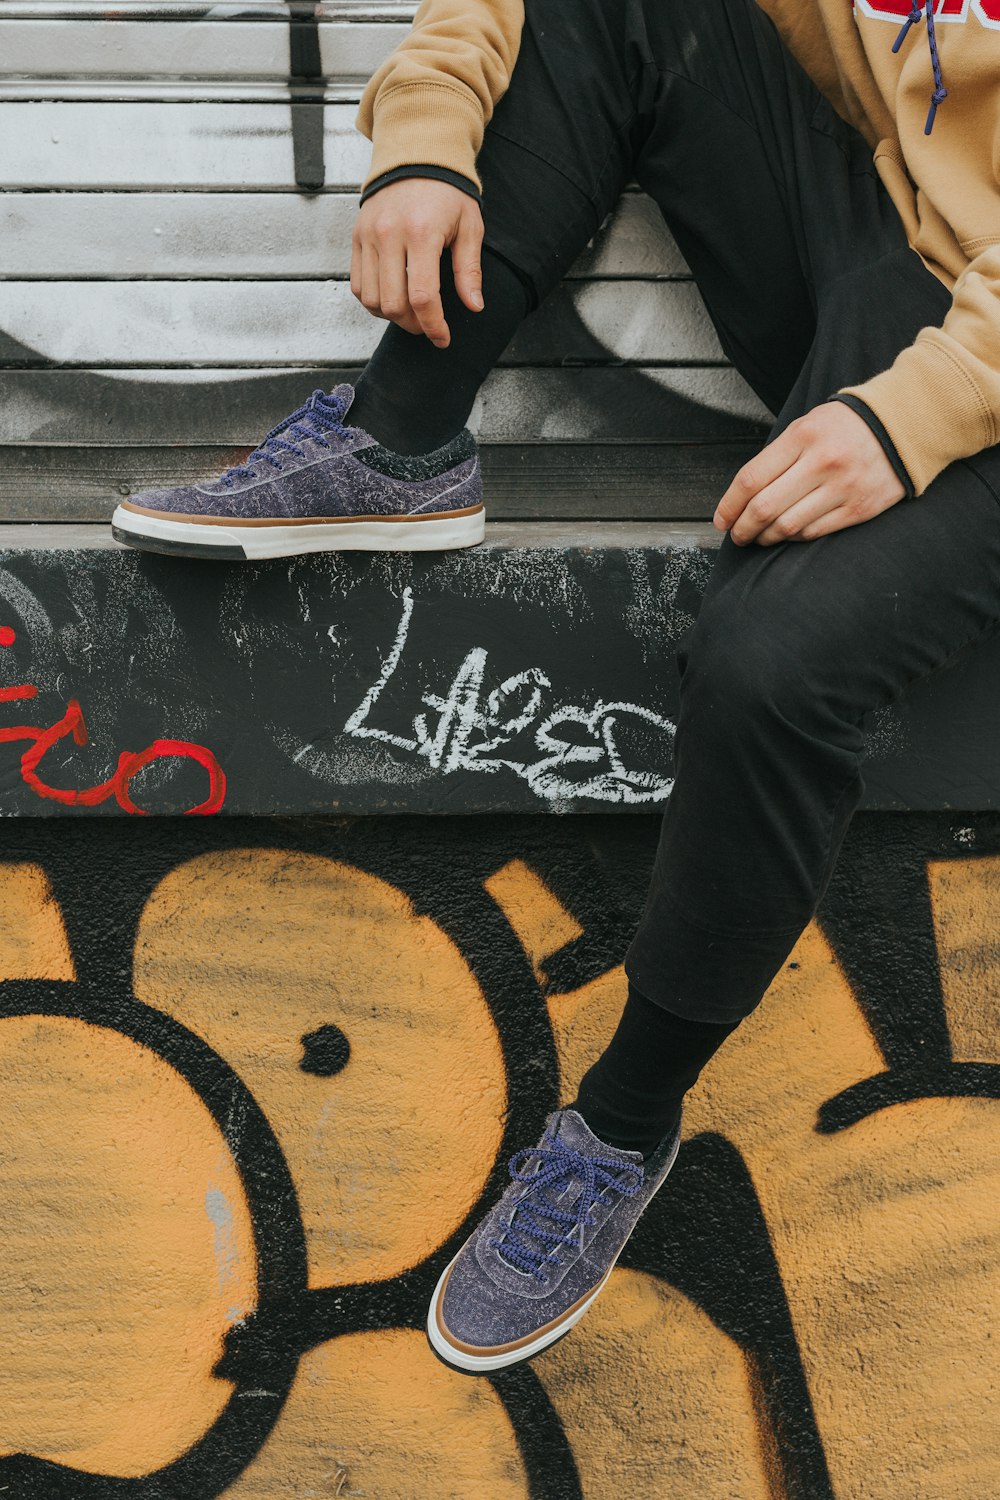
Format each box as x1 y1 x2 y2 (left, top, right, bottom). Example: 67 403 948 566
111 385 484 560
427 1106 681 1373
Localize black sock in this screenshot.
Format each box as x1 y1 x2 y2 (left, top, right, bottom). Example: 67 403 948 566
349 247 532 455
570 985 740 1159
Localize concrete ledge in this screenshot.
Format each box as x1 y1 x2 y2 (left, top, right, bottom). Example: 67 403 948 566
0 522 998 815
0 521 721 551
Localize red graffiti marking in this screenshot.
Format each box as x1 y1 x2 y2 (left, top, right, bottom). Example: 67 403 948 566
0 626 226 815
0 623 39 708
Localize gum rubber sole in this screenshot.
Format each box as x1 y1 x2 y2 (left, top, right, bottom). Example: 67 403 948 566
111 504 486 559
426 1131 681 1374
427 1258 615 1374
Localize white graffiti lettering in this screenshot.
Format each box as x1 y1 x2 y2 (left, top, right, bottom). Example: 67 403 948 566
344 588 675 805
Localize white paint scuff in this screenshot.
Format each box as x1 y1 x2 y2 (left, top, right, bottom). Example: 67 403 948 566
344 587 675 805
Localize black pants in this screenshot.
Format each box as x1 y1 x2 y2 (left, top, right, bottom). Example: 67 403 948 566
474 0 1000 1023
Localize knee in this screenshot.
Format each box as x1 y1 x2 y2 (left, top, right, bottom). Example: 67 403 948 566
678 594 812 729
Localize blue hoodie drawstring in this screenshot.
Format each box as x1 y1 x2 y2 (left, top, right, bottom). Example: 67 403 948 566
891 2 948 136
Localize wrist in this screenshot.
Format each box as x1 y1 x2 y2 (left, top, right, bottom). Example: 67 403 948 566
360 164 482 207
827 393 915 500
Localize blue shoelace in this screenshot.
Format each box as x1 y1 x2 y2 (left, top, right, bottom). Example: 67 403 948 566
489 1138 644 1281
220 389 350 487
891 2 948 136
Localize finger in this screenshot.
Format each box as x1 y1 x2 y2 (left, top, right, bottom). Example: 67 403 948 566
394 310 426 337
715 428 804 531
728 467 822 546
407 236 449 347
755 486 841 546
350 229 364 305
360 240 383 318
375 234 414 328
797 504 863 541
452 210 485 312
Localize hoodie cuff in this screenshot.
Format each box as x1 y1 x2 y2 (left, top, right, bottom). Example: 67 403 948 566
360 164 481 207
827 393 915 500
358 81 486 196
838 335 998 496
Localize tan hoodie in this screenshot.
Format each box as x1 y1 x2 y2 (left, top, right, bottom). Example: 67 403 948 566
358 1 1000 495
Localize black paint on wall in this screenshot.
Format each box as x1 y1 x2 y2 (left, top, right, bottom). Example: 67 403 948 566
288 3 326 192
5 542 1000 818
0 810 998 1497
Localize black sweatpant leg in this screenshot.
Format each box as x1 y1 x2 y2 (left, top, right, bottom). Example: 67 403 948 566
618 0 1000 1021
476 0 904 374
468 0 1000 1027
624 446 1000 1024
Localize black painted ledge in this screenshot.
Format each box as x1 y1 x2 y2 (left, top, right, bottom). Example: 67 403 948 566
0 522 997 817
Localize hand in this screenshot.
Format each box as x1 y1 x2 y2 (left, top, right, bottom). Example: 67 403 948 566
714 401 907 546
351 178 485 348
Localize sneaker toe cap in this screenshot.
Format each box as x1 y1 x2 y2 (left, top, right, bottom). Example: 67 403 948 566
436 1240 561 1354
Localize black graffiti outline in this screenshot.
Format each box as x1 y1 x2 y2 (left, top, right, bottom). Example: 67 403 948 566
0 818 819 1499
816 813 1000 1132
3 812 997 1496
0 823 582 1500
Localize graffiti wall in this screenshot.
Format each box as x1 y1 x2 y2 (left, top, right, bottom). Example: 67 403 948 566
0 2 769 523
0 10 997 1499
0 810 997 1498
5 532 1000 817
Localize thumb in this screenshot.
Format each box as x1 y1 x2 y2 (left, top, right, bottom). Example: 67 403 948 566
452 211 485 312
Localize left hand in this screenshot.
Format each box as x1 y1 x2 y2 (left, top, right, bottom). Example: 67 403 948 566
714 401 907 546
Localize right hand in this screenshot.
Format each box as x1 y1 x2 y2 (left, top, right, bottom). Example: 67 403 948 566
351 178 485 348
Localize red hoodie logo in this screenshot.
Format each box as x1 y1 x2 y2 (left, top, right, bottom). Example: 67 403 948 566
855 0 1000 25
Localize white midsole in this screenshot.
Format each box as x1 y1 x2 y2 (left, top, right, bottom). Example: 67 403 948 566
427 1258 613 1374
111 504 486 557
427 1132 681 1374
